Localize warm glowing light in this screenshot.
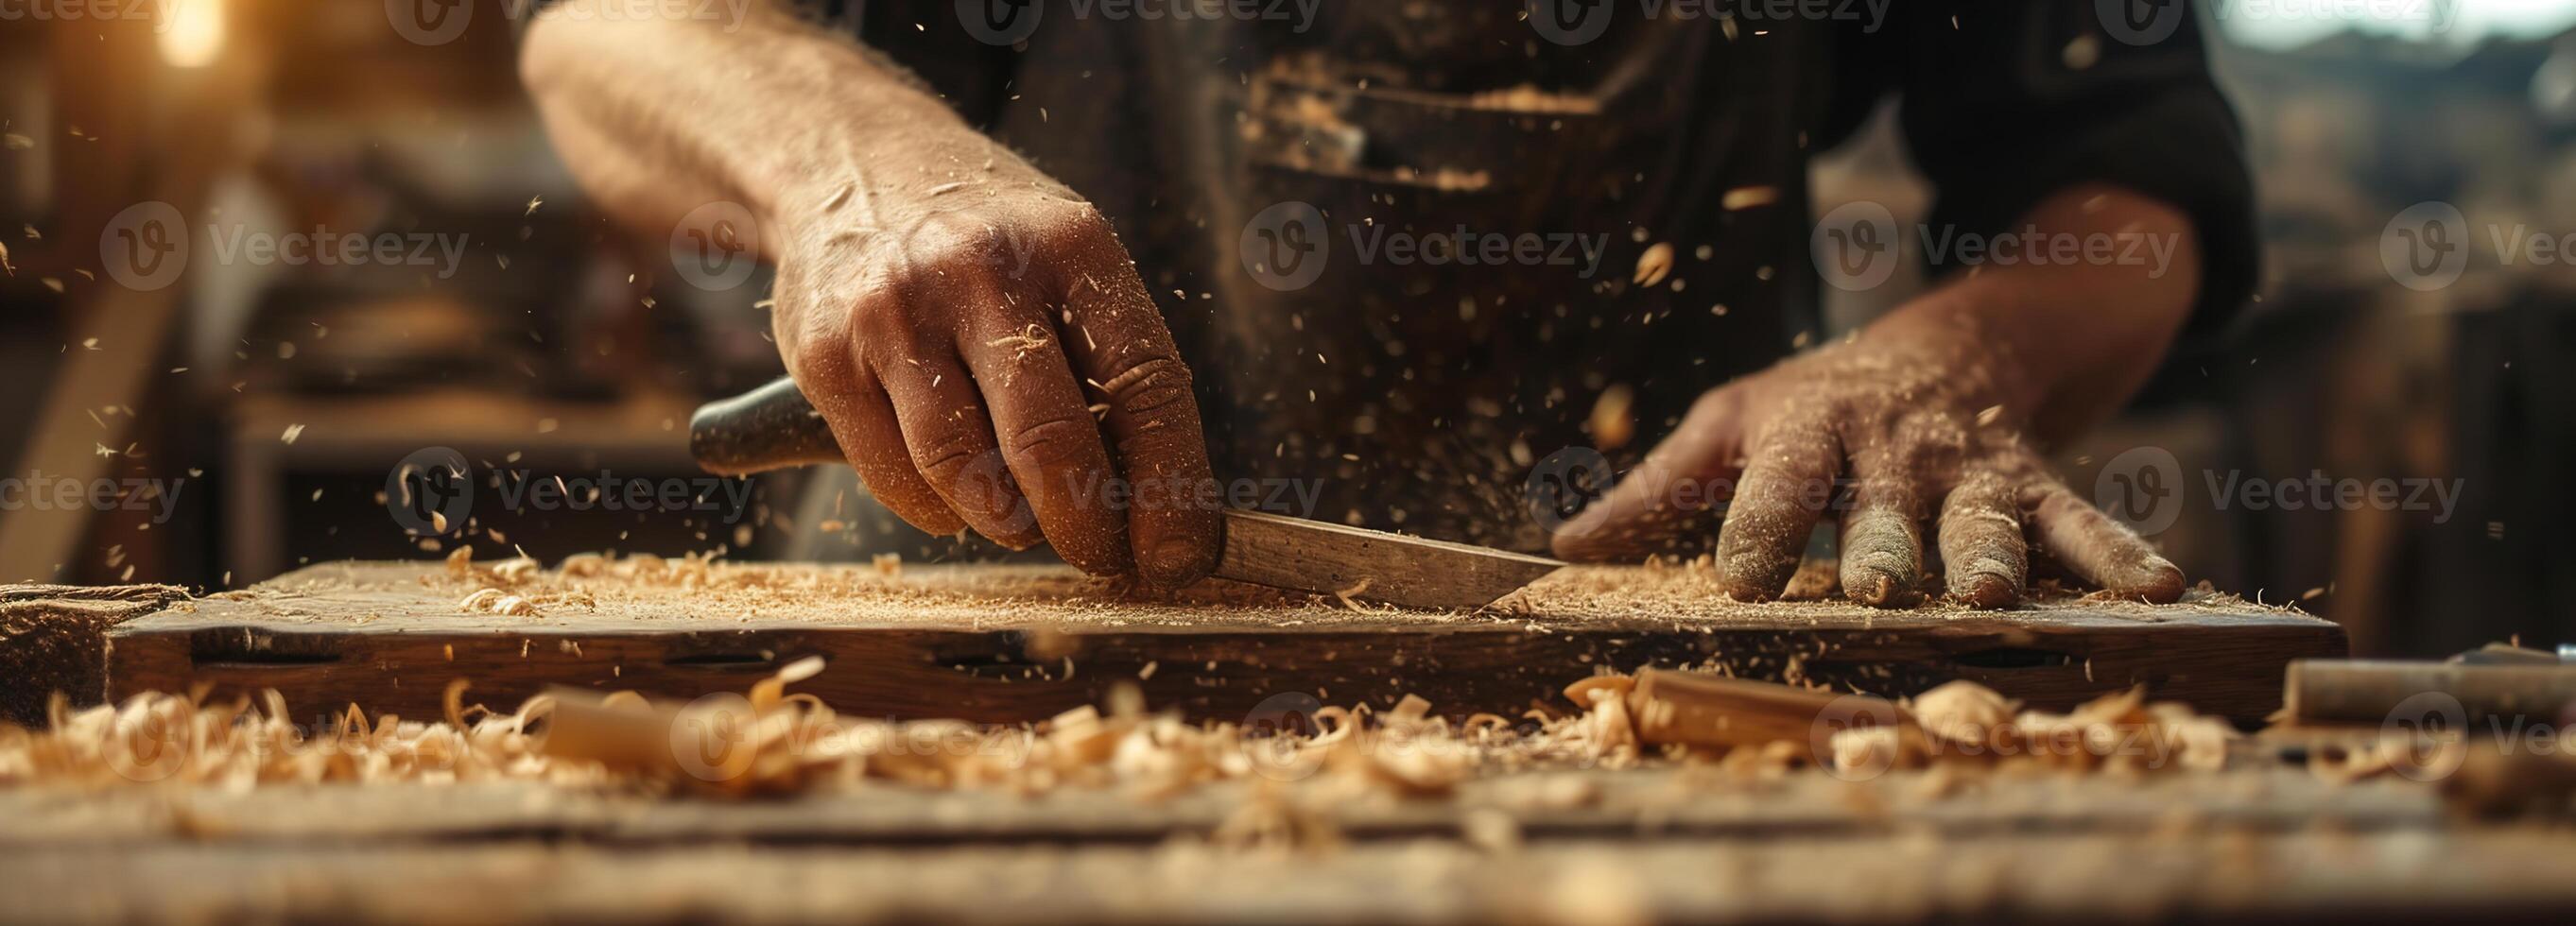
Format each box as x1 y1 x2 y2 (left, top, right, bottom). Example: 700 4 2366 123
159 0 226 69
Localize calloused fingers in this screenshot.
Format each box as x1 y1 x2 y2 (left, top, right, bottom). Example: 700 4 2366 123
1938 470 2027 609
1058 262 1219 589
1839 451 1925 608
960 302 1132 575
874 348 1045 550
1714 415 1842 601
811 364 967 537
2024 483 2186 603
1549 390 1747 562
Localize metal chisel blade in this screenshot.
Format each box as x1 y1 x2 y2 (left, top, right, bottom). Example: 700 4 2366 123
1214 509 1563 610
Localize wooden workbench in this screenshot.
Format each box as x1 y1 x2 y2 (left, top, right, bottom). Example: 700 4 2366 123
9 567 2574 923
86 559 2343 727
3 767 2572 922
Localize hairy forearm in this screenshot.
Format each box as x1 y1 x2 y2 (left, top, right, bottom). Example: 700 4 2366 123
519 0 1024 253
1857 185 2203 444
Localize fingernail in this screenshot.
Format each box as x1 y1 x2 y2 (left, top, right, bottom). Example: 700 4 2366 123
1140 536 1215 589
1952 571 2017 609
2114 557 2186 604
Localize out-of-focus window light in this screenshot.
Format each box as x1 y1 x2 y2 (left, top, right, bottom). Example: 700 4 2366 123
2217 0 2576 50
159 0 226 69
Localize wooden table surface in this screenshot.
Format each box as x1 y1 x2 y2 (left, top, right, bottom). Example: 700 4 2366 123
3 766 2570 923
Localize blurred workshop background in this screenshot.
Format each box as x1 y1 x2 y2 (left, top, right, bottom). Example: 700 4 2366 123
1 1 2569 658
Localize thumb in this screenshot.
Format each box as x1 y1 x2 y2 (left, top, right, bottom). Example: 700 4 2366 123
1548 389 1751 562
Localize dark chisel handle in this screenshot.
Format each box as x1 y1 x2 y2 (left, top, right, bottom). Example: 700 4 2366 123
689 376 845 475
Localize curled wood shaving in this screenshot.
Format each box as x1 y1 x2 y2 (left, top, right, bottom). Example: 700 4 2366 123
0 688 582 789
1909 680 2018 751
489 557 542 586
1836 683 2235 775
458 589 541 617
1564 671 2233 778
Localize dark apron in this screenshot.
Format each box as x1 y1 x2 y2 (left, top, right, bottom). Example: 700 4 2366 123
849 1 1834 552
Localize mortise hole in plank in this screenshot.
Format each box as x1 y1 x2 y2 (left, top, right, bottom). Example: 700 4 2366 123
188 627 343 668
1949 647 2078 670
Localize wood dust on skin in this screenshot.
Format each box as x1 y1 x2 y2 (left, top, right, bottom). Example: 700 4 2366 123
225 549 2295 635
1562 315 2190 609
1513 556 2293 627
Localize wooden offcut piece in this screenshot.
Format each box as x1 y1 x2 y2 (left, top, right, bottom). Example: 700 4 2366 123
100 560 2344 725
2286 659 2576 726
1619 668 1912 753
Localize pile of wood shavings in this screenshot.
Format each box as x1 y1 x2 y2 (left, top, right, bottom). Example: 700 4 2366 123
0 663 2240 799
0 684 597 790
1553 674 2239 784
0 663 1636 797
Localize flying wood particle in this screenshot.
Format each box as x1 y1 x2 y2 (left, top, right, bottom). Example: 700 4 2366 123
1720 186 1778 211
1589 385 1636 450
1633 243 1674 286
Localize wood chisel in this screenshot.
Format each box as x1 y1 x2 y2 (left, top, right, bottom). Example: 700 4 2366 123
690 376 1563 609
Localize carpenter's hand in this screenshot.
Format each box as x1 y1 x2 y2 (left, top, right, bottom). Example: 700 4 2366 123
769 174 1219 588
1549 336 2184 608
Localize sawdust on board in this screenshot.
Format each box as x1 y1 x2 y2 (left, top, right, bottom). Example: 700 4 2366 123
228 550 2295 634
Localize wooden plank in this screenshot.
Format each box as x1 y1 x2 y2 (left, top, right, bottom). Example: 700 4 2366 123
102 562 2344 726
0 583 191 725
